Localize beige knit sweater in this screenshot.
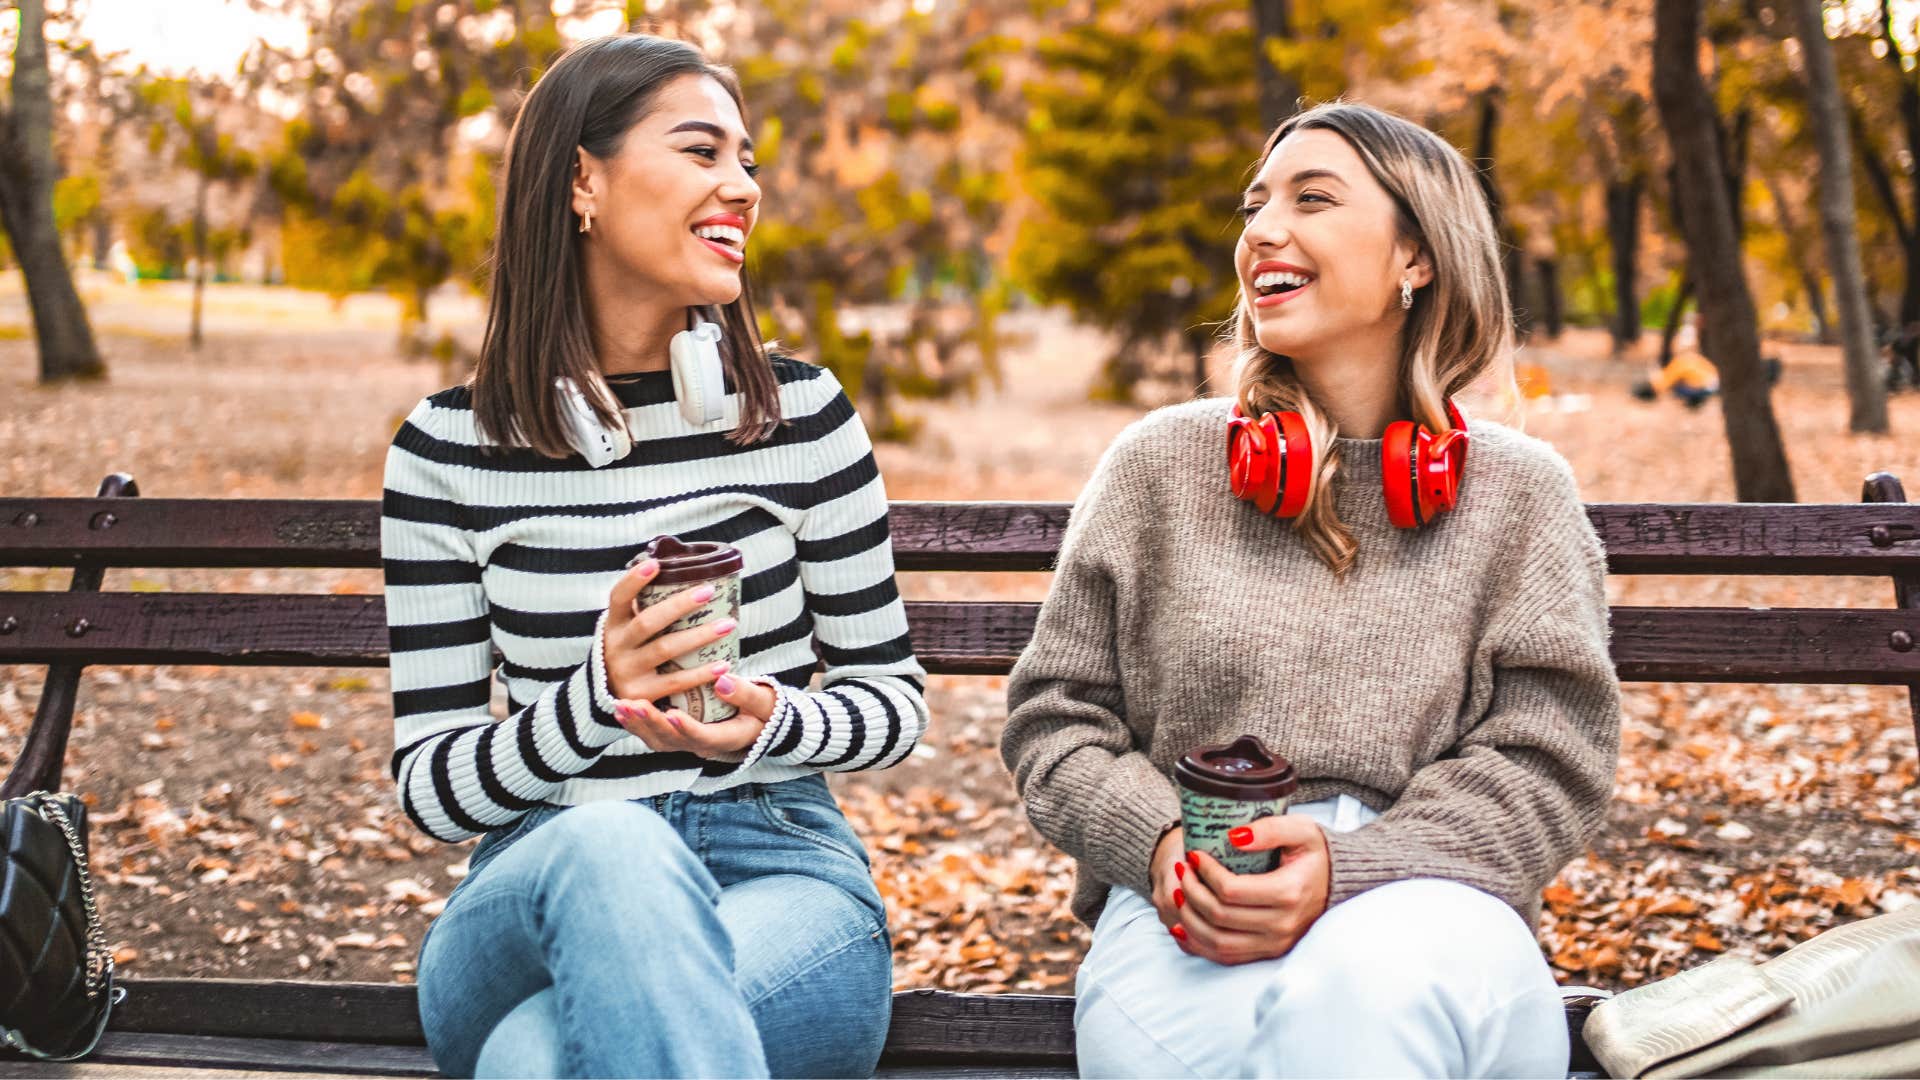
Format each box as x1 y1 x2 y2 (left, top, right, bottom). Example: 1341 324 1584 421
1001 397 1621 929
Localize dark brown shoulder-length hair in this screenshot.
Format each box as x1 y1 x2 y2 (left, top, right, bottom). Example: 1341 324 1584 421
473 34 781 457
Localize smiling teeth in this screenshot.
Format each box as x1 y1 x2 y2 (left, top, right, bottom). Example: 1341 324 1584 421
1254 270 1311 290
694 224 745 246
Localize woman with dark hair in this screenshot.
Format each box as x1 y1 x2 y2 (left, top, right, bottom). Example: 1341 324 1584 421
382 34 927 1078
1002 101 1621 1077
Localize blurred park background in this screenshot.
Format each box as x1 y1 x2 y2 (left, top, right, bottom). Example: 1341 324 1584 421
2 0 1920 996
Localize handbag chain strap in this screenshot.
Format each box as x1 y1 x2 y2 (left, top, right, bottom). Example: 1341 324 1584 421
25 792 108 1000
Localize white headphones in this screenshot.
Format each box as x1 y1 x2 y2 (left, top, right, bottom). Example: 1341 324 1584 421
555 375 630 468
557 310 730 468
669 317 727 427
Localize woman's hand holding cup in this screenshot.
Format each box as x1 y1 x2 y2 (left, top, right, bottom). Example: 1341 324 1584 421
1172 817 1332 965
601 558 775 760
1150 825 1188 932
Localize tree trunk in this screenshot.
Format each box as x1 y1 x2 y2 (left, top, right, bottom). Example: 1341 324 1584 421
0 0 105 383
1606 176 1642 354
1879 0 1920 382
1251 0 1300 131
1186 328 1209 397
1660 274 1693 368
1762 172 1835 345
1535 256 1563 339
1474 90 1531 339
191 171 208 350
1653 0 1795 501
90 211 110 271
1851 107 1918 383
1793 1 1887 432
1726 106 1752 235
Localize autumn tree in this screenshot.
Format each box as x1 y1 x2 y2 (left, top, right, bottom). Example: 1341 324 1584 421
238 0 544 349
0 0 104 382
1010 1 1257 400
1789 0 1885 431
1375 1 1658 347
1652 0 1794 501
1010 0 1412 403
1846 0 1920 381
1253 0 1302 129
141 77 259 349
710 0 1021 438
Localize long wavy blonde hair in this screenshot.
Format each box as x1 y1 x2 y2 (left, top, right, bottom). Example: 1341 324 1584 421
1232 102 1517 578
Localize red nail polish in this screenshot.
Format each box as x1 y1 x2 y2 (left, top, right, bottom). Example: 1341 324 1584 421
1174 888 1185 908
1187 852 1201 870
1174 862 1186 881
1229 827 1254 848
1170 925 1188 942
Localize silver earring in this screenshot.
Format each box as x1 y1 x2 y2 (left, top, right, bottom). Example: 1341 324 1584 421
1400 279 1413 310
579 209 593 234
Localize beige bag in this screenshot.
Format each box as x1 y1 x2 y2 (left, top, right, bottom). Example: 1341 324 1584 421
1582 903 1920 1078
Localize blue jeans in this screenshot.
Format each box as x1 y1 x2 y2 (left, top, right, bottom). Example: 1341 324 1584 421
415 774 893 1078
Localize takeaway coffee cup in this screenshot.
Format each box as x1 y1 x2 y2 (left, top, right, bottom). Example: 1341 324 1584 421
627 535 744 724
1174 735 1299 875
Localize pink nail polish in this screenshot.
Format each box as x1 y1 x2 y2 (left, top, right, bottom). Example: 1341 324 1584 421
716 675 737 694
712 618 738 636
615 703 635 721
691 584 717 603
710 661 732 676
634 559 659 577
669 713 685 730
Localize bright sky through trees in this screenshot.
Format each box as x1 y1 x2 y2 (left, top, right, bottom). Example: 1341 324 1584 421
71 0 304 76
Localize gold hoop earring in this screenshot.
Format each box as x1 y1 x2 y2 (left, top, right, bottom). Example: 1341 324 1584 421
579 210 593 235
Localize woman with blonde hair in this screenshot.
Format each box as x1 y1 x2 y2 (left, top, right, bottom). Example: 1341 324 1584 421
1002 101 1620 1077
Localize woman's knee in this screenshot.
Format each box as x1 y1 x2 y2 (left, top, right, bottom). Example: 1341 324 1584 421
522 800 714 906
1259 879 1554 1021
472 990 564 1078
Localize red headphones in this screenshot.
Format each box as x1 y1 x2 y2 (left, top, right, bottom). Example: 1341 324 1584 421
1228 399 1469 528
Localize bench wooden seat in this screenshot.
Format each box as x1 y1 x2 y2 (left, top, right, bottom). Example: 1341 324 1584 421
3 471 1918 1077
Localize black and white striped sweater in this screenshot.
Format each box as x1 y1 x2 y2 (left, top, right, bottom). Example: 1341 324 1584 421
381 357 929 843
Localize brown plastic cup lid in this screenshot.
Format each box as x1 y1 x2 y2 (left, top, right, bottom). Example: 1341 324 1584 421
1174 735 1299 801
627 535 744 585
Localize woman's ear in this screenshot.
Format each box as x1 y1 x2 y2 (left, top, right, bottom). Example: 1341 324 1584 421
571 148 600 216
1404 247 1436 290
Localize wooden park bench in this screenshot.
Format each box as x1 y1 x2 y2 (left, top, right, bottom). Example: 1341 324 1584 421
2 469 1918 1077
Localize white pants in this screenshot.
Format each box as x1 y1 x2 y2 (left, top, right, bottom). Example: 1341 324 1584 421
1074 795 1569 1079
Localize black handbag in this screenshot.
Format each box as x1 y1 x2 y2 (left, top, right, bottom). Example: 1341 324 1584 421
0 792 123 1061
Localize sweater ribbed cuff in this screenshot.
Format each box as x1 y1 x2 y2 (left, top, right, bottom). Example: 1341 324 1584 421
733 676 801 769
585 610 623 732
1321 824 1412 907
1095 779 1184 900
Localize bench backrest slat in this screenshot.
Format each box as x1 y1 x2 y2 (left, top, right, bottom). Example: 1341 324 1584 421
6 498 1920 575
3 591 1916 685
